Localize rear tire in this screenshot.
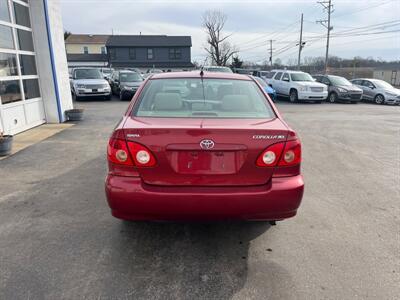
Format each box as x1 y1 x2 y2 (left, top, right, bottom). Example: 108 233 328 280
289 89 298 103
374 94 384 105
119 91 125 100
105 94 111 101
329 92 337 103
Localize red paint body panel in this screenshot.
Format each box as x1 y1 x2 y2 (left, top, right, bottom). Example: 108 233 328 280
106 175 304 221
105 72 305 221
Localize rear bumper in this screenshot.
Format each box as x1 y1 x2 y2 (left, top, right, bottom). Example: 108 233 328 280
105 175 304 221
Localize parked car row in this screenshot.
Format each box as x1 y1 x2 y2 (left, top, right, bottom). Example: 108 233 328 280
70 67 147 101
69 66 400 105
258 69 400 105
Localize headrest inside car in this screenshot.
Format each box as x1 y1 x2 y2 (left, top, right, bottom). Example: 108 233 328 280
153 93 183 110
221 95 251 111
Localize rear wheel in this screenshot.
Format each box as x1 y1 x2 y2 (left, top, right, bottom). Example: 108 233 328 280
119 91 126 100
289 89 298 103
105 94 111 100
374 94 384 104
329 92 337 103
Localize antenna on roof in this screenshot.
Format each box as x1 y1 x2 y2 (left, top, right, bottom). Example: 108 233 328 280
200 67 204 77
140 31 142 35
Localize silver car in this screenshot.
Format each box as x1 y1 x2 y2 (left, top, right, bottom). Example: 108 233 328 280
70 68 111 101
350 78 400 105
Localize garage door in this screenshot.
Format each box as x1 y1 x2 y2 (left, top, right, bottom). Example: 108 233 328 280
0 0 45 135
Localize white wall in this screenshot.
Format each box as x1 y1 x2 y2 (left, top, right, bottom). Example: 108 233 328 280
29 0 73 123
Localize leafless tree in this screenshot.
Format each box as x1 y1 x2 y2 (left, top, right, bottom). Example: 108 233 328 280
202 10 237 66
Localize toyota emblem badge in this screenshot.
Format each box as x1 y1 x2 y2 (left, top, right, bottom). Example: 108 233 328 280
200 139 215 150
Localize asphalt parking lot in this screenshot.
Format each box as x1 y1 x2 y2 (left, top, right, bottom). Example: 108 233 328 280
0 97 399 299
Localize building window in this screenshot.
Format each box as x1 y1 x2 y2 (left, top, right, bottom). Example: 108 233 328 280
0 0 11 22
13 2 31 28
129 48 136 60
101 47 106 54
147 48 154 60
83 46 89 54
23 79 40 99
169 48 182 60
19 54 37 75
0 80 22 104
0 25 15 49
16 29 34 51
0 53 18 76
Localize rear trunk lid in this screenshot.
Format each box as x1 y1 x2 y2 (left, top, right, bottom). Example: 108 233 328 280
123 117 288 186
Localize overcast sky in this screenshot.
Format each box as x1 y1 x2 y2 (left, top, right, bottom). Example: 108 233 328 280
61 0 400 64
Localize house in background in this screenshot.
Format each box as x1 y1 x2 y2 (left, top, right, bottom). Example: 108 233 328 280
65 34 109 68
106 35 194 71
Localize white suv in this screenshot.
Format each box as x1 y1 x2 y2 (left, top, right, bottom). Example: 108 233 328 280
269 70 328 103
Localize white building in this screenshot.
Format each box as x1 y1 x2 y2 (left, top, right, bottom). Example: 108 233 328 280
0 0 72 135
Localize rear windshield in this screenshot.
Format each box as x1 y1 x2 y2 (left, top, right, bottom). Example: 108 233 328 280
133 78 275 119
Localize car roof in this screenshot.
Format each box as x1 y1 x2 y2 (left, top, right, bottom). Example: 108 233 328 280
271 69 305 73
149 71 252 80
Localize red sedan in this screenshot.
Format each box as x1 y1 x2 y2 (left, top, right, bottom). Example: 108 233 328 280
105 71 304 222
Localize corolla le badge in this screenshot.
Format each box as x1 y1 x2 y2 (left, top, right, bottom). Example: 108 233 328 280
200 139 215 150
253 135 286 140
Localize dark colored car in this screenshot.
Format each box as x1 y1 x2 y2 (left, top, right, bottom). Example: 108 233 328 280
109 70 144 100
105 71 304 222
313 74 363 103
252 76 277 101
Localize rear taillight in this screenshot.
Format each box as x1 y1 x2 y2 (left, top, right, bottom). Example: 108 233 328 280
107 139 156 168
107 138 133 165
256 142 285 167
127 141 156 167
278 139 301 166
256 138 302 176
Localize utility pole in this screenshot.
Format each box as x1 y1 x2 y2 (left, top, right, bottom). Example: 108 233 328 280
268 40 275 68
297 13 305 70
317 0 333 74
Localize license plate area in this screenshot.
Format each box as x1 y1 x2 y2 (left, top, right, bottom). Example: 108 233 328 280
169 151 239 175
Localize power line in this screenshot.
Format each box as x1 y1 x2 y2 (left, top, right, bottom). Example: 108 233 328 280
333 0 395 19
239 20 300 47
